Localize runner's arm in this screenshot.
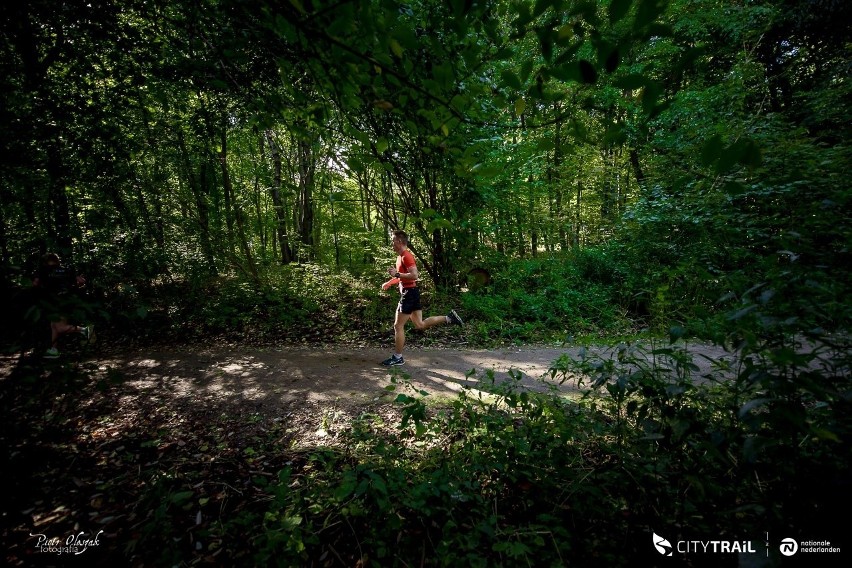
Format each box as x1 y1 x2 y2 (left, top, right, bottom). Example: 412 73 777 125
396 263 418 281
385 251 418 286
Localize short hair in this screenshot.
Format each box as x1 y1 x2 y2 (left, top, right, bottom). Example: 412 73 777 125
392 230 408 245
41 252 60 266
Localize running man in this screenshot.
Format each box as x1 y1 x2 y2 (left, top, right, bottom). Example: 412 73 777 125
380 230 463 366
32 252 94 358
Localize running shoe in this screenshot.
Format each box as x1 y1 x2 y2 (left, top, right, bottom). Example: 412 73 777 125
81 325 95 344
381 354 405 366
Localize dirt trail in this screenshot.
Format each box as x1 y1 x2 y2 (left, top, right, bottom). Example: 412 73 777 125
70 342 738 410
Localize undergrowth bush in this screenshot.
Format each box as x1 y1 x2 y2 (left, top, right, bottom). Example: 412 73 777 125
95 251 640 348
460 252 633 344
245 328 850 567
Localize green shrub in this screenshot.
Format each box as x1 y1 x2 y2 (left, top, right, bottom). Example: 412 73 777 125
246 330 850 566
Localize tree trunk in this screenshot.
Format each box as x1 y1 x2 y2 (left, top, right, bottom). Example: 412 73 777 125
552 102 567 250
296 135 316 260
221 126 259 282
630 148 646 195
45 126 73 258
265 131 293 264
574 181 582 248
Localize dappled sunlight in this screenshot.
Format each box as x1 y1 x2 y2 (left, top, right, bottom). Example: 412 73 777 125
78 346 592 421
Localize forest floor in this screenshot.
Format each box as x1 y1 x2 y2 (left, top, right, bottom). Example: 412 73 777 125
0 338 739 566
64 339 737 405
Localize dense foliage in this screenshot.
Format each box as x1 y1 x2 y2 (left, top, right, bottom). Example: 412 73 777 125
2 0 848 332
1 0 849 565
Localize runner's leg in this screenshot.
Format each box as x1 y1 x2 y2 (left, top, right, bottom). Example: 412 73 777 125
394 311 412 354
409 310 448 331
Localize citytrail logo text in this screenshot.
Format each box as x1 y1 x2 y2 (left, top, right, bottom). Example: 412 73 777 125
653 533 758 555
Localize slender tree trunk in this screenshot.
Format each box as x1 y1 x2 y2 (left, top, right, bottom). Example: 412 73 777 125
253 175 266 255
517 207 525 257
495 208 505 254
326 176 340 267
265 131 293 264
0 197 10 285
529 185 539 257
358 170 374 231
221 127 259 281
551 102 567 251
176 129 217 274
45 126 73 258
296 135 316 260
220 132 236 256
630 148 646 195
574 181 582 248
425 168 448 286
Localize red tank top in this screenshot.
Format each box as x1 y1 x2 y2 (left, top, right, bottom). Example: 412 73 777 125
397 249 417 289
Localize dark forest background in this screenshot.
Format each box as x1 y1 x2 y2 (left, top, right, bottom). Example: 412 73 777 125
1 0 850 566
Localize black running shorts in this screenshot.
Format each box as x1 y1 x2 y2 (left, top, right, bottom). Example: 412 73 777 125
397 287 422 314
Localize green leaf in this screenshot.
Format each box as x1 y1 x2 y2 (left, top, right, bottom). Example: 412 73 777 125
536 138 556 151
470 163 503 178
549 62 583 83
533 0 553 18
519 60 535 84
641 82 661 114
579 60 598 84
501 69 522 90
734 138 762 169
635 0 670 29
334 474 357 500
537 29 554 62
675 46 706 72
603 47 621 73
282 515 302 530
713 138 762 174
613 73 648 90
647 22 673 37
739 398 771 418
514 97 526 116
701 135 724 167
722 181 746 195
557 23 573 41
426 219 454 232
169 491 194 505
288 0 306 15
728 304 758 321
451 0 468 19
433 62 454 89
668 325 687 342
811 428 841 442
609 0 634 23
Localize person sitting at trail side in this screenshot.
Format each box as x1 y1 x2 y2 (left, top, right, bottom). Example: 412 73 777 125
379 230 463 366
32 252 93 359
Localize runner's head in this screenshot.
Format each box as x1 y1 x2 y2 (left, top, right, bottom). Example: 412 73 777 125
41 252 60 267
392 230 409 253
